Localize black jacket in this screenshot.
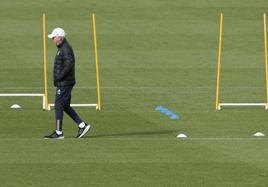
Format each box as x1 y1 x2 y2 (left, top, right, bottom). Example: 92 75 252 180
53 39 76 87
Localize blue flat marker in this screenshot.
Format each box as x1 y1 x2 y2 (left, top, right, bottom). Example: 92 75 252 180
155 106 180 120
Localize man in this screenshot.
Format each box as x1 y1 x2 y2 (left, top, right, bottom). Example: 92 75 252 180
44 28 91 139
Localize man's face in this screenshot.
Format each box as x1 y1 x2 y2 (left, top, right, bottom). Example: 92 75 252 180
52 36 63 46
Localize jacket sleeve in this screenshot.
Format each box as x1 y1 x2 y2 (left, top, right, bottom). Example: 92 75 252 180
57 47 74 81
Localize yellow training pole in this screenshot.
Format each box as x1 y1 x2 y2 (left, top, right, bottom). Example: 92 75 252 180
216 13 223 111
43 13 49 111
264 13 268 109
92 13 101 111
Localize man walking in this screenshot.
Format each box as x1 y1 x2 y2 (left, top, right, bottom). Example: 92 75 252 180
45 28 91 139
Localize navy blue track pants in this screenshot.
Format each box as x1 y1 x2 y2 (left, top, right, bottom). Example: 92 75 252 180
55 86 82 125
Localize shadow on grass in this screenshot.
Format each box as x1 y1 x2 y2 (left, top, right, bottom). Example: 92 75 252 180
87 130 178 138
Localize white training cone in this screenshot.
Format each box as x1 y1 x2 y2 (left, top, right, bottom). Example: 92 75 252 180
177 134 187 138
253 132 265 137
10 104 21 109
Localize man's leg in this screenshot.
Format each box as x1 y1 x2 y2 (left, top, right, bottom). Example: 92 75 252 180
64 106 83 125
63 86 91 138
44 87 64 139
62 86 83 125
54 87 64 134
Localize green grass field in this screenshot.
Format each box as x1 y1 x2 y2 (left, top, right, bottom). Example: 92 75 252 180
1 0 268 186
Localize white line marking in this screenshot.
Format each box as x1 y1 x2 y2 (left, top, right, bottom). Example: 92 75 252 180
0 86 265 90
0 137 266 141
182 138 268 141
